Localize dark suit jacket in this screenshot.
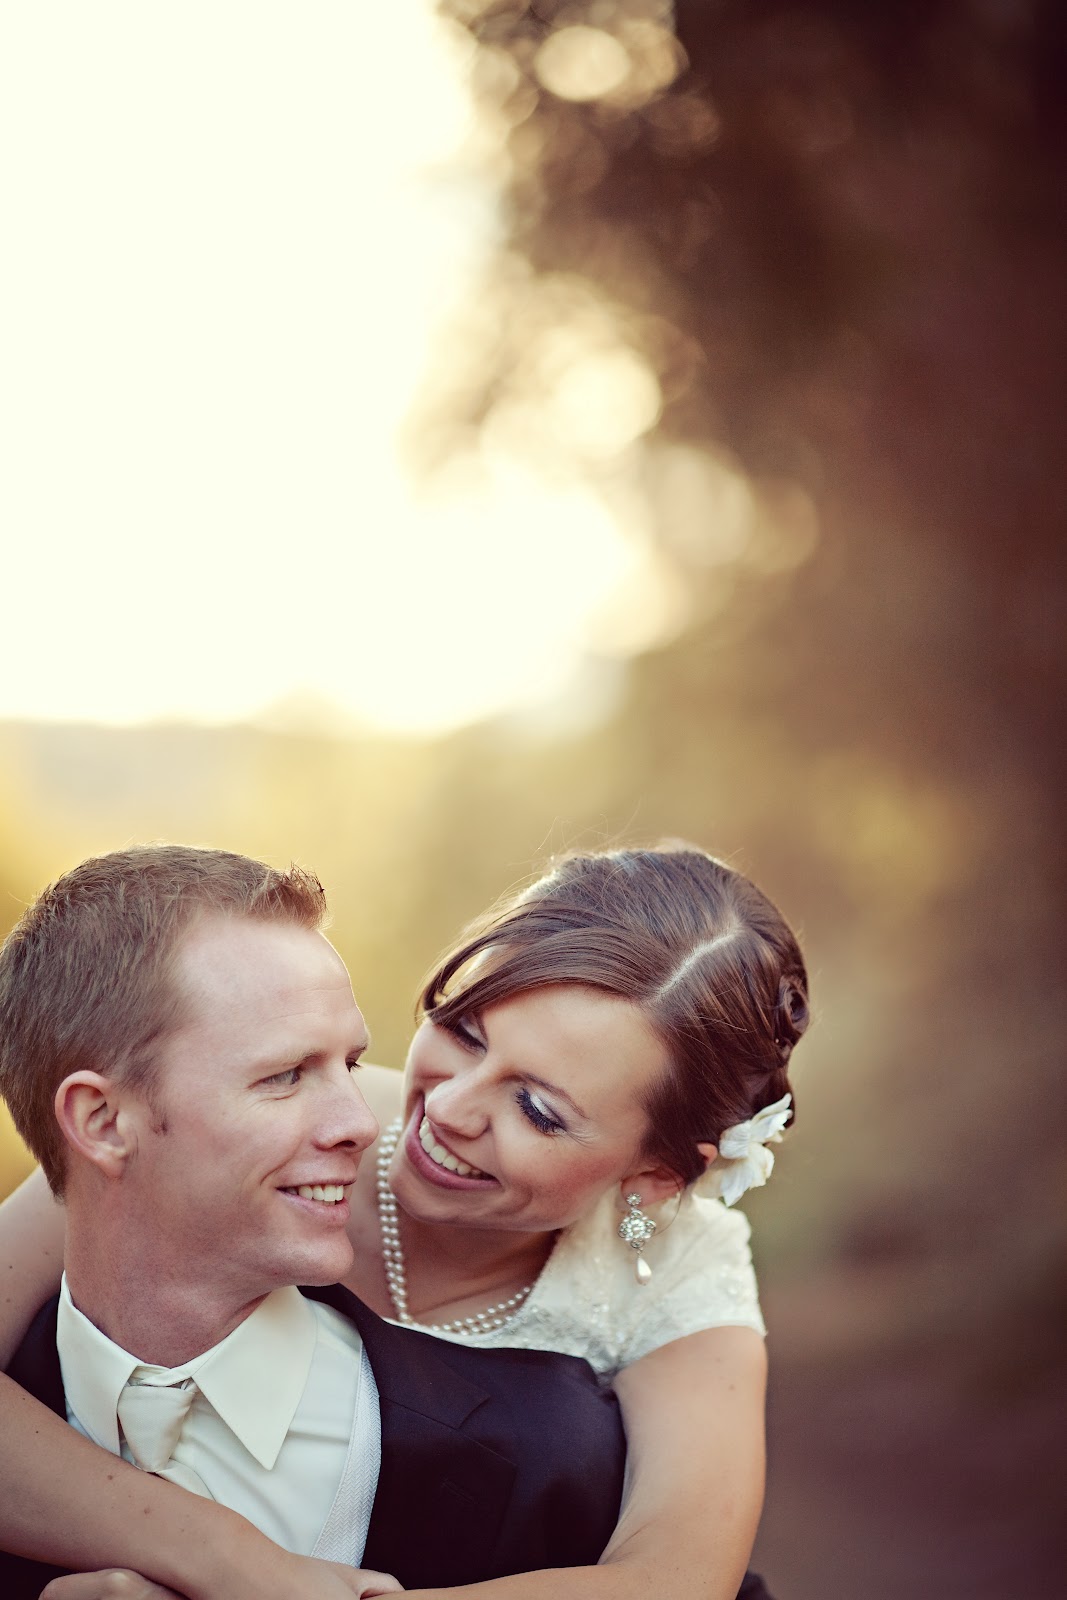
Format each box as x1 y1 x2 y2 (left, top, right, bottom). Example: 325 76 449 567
2 1285 775 1600
1 1284 626 1598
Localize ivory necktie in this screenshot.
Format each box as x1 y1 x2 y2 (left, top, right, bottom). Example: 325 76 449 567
117 1376 212 1498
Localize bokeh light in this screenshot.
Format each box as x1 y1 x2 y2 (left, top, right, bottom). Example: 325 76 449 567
0 2 1063 1595
0 0 680 736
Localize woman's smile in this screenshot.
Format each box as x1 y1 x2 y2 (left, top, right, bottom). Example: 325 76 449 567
418 1114 489 1178
401 1098 498 1191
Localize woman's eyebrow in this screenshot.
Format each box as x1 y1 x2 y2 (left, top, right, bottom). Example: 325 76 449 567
525 1074 588 1120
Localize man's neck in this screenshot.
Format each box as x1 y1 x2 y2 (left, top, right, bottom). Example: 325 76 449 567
64 1214 267 1366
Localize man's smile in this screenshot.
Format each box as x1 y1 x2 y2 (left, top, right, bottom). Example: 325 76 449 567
279 1180 355 1212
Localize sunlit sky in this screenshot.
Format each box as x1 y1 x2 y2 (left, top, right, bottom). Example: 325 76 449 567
0 2 661 736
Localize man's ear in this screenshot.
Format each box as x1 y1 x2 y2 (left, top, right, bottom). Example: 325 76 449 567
54 1072 138 1179
617 1160 684 1208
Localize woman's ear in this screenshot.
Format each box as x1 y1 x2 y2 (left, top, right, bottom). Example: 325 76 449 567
54 1072 138 1179
696 1140 718 1174
618 1161 684 1208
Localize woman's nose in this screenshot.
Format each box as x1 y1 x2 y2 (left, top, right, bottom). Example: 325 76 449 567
424 1073 487 1140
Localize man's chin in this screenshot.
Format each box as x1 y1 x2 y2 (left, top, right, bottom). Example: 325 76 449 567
272 1187 355 1285
288 1241 356 1288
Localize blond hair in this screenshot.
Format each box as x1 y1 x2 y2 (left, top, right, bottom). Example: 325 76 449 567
0 845 327 1193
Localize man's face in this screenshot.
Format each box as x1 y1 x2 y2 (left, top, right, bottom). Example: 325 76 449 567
123 915 377 1311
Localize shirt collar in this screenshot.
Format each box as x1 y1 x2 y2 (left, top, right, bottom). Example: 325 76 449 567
56 1279 319 1471
57 1276 138 1454
188 1286 318 1469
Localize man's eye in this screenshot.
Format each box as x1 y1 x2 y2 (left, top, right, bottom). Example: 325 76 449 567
263 1067 301 1089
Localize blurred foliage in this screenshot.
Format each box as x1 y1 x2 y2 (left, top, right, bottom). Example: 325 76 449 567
0 3 1063 1591
415 0 1067 1341
418 3 1067 1589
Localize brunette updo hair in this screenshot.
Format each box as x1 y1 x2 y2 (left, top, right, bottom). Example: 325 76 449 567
420 845 809 1188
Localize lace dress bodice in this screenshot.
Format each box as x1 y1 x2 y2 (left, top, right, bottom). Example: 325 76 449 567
399 1188 765 1379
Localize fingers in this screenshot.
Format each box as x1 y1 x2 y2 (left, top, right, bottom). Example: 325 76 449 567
38 1559 402 1600
349 1570 404 1597
40 1573 185 1600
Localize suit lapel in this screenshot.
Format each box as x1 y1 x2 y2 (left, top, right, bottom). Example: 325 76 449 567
309 1284 487 1422
302 1284 517 1586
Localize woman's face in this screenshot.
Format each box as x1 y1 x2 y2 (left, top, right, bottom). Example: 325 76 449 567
390 984 673 1235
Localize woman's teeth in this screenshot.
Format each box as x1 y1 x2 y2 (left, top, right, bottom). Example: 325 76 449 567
419 1117 485 1178
295 1184 346 1203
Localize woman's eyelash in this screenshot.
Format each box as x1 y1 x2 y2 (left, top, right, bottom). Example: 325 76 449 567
441 1021 563 1133
448 1017 483 1051
516 1086 564 1135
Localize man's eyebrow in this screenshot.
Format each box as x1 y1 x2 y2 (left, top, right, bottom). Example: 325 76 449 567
526 1074 588 1121
246 1029 370 1072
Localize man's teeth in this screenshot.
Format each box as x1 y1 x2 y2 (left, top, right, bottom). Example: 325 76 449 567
295 1184 346 1203
419 1117 485 1178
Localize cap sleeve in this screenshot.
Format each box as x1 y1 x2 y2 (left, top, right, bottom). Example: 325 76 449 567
608 1192 766 1368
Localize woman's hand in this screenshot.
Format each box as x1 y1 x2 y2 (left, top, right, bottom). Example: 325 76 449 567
41 1573 185 1600
40 1562 404 1600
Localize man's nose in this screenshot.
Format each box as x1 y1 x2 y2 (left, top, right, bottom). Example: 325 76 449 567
316 1069 379 1155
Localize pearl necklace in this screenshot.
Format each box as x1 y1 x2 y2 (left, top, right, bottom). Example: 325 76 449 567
376 1117 535 1336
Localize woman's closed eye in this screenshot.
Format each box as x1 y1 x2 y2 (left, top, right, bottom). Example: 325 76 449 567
516 1086 566 1135
445 1014 485 1052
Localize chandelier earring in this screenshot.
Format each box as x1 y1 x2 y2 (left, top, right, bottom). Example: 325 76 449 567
617 1185 684 1285
617 1192 658 1284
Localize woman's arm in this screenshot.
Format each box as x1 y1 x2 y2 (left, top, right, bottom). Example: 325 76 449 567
399 1324 769 1600
0 1167 66 1366
0 1370 402 1600
41 1572 401 1600
6 1325 765 1600
0 1170 400 1600
601 1325 767 1600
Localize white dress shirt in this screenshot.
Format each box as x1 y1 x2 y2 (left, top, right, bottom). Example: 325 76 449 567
57 1277 380 1561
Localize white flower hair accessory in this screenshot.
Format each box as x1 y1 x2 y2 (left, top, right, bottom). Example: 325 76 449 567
697 1093 793 1207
